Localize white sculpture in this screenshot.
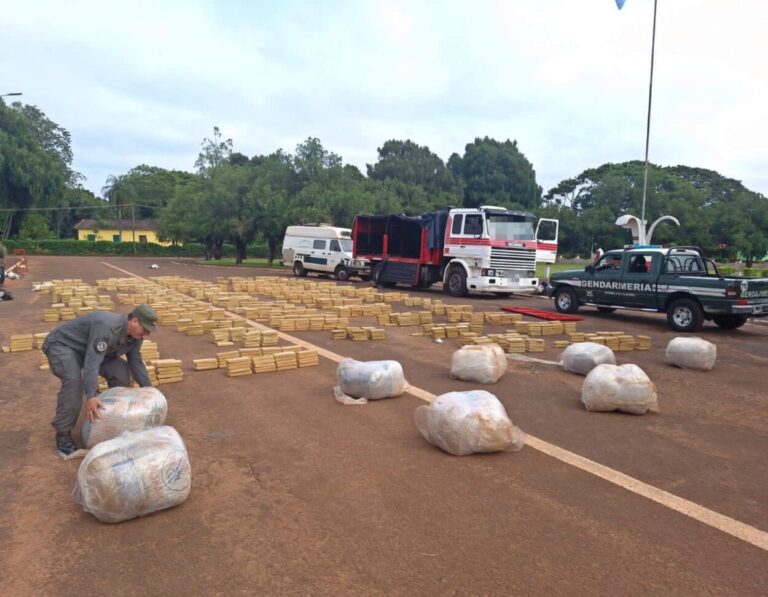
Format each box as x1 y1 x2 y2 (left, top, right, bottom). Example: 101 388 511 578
615 214 679 245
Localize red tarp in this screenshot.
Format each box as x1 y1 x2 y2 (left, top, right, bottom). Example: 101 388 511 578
500 306 583 321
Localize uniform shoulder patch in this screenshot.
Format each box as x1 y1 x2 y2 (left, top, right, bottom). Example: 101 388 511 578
95 339 108 353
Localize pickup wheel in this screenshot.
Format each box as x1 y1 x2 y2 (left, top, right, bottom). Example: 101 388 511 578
667 298 704 332
445 267 468 297
713 314 748 330
554 286 579 313
334 266 350 281
293 261 308 277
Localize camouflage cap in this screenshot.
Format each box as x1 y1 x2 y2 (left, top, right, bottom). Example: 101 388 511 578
130 303 158 332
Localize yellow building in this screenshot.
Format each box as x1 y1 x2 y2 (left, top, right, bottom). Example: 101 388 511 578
74 219 171 246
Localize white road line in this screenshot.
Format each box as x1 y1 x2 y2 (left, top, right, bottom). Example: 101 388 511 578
103 262 768 552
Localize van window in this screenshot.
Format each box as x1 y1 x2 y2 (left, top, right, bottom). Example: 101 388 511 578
451 214 464 235
329 240 341 252
313 240 326 250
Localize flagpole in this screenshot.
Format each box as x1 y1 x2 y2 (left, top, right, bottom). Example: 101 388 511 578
640 0 658 229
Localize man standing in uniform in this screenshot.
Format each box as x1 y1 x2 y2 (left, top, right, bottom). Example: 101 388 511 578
42 304 158 456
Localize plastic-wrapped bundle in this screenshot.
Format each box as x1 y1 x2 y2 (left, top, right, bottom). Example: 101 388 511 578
560 342 616 376
581 364 658 415
449 344 507 384
665 337 716 371
334 358 407 404
82 386 168 448
74 426 191 523
414 390 525 456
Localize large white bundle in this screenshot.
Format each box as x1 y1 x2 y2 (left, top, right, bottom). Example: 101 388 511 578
74 426 191 523
581 364 658 415
560 342 616 375
414 390 525 456
449 344 507 384
665 337 716 371
334 358 407 404
82 386 168 448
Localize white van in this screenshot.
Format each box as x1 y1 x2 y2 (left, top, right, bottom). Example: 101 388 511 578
282 225 371 281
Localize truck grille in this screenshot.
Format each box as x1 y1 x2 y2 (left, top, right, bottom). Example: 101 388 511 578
490 247 536 271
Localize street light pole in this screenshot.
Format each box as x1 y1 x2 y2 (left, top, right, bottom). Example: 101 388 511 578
640 0 658 229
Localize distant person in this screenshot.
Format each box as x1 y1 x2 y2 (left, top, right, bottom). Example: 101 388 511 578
597 254 622 271
42 304 158 456
0 234 5 285
630 255 648 273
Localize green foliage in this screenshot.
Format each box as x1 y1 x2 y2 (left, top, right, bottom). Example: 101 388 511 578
451 137 542 210
3 238 267 258
717 266 737 276
367 139 461 200
18 212 53 239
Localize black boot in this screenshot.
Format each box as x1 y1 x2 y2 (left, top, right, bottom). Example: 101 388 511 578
55 432 77 456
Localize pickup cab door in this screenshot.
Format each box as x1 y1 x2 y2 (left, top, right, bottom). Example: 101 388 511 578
620 252 659 308
583 252 623 304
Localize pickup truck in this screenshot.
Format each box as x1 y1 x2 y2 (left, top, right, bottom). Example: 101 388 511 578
546 246 768 332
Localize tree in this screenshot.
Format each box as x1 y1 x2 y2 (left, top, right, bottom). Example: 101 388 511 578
0 99 70 236
18 211 54 239
451 137 542 210
711 191 768 267
292 137 342 186
367 139 461 198
195 126 233 176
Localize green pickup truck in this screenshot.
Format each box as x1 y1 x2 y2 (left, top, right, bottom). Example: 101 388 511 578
547 246 768 332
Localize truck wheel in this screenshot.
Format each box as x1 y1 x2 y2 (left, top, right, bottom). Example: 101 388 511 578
445 267 468 297
712 314 748 330
554 287 579 313
666 298 703 332
373 263 396 288
334 266 350 281
293 261 308 277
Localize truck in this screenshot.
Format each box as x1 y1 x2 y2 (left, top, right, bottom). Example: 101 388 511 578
352 206 559 297
282 225 370 281
546 245 768 331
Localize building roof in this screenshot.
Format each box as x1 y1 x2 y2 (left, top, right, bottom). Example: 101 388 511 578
74 219 160 231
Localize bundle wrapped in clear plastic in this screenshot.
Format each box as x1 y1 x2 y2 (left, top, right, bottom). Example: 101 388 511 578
82 386 168 448
560 342 616 376
74 426 191 523
414 390 525 456
581 363 658 415
334 358 407 405
665 337 716 371
449 344 507 384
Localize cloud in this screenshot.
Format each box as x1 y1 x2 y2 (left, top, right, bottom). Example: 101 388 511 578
2 0 766 198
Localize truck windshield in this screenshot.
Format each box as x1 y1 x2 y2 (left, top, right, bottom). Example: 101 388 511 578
340 239 353 252
486 214 535 241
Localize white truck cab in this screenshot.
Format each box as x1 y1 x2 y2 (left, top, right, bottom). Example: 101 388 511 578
282 225 370 281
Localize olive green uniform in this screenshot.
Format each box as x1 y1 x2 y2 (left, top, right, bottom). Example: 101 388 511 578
43 311 151 434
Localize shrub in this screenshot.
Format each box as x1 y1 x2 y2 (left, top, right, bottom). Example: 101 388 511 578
2 239 269 258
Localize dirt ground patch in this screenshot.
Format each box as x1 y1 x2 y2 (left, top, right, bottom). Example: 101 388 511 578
1 256 766 595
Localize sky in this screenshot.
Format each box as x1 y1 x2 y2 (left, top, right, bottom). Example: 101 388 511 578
2 0 767 199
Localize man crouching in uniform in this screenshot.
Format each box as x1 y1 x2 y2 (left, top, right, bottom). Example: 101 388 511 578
42 304 158 456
